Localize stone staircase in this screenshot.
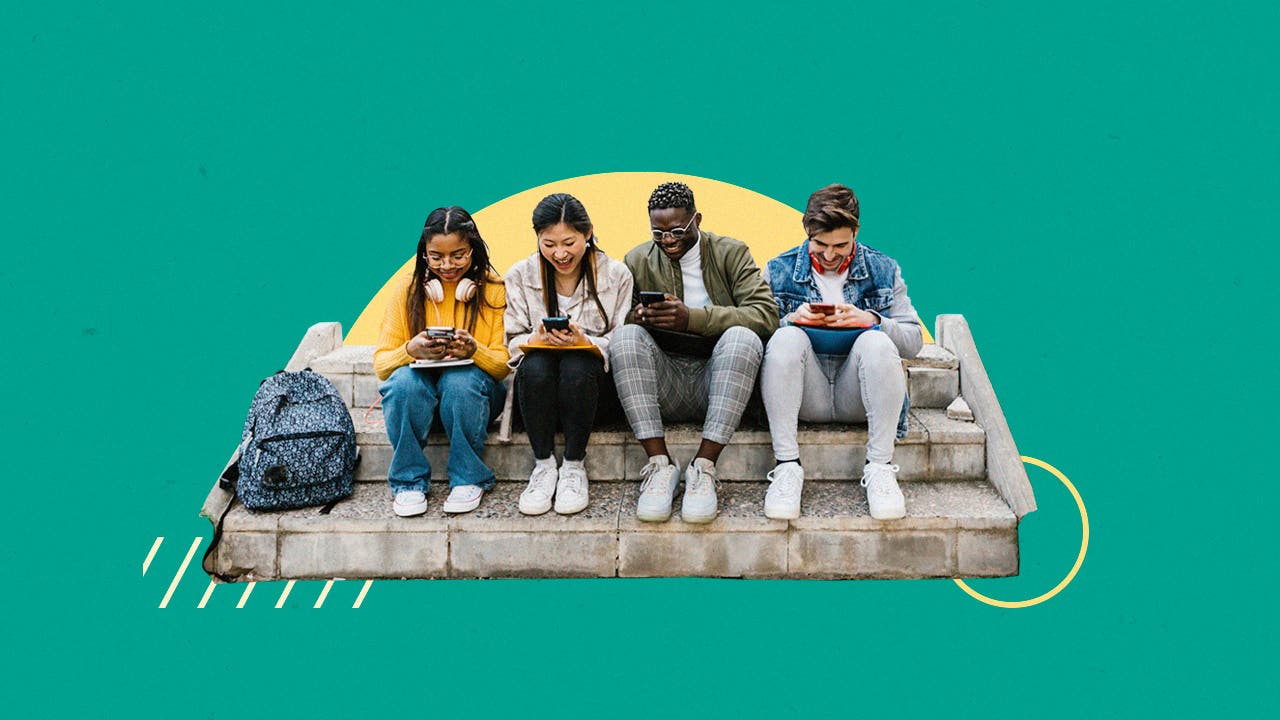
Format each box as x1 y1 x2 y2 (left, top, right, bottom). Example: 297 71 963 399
201 315 1035 581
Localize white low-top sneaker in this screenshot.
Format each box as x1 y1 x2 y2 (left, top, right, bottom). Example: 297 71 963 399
519 462 557 516
764 462 804 520
861 462 906 520
681 458 718 523
442 484 485 514
555 461 589 515
636 456 679 522
392 490 428 517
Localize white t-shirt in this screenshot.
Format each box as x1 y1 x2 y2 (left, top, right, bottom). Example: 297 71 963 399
813 269 847 306
556 293 573 313
679 237 711 308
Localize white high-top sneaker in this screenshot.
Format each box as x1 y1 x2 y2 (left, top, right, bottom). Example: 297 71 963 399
764 462 804 520
681 458 718 523
555 460 589 515
519 460 558 516
636 455 679 522
861 462 906 520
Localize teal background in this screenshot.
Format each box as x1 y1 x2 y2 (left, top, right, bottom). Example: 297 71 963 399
3 1 1274 717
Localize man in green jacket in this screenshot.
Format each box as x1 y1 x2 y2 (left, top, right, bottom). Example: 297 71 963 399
609 181 779 523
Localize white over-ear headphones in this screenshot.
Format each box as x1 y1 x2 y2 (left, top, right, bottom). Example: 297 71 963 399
424 276 478 303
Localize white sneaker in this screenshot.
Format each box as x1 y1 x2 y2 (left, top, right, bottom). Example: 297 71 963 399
861 462 906 520
519 462 557 516
442 484 485 513
555 460 589 515
636 456 679 522
392 489 428 517
764 463 804 520
681 458 718 523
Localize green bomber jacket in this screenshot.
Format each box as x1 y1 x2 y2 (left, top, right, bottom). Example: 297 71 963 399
623 229 779 341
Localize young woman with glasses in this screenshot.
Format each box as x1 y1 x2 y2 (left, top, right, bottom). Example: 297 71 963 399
373 206 510 517
504 193 633 515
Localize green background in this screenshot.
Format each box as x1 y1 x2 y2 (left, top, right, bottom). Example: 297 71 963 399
4 1 1274 717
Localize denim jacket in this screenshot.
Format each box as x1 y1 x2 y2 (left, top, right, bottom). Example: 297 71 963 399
765 240 924 439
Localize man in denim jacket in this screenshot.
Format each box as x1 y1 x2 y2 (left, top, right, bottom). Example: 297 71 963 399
760 184 923 521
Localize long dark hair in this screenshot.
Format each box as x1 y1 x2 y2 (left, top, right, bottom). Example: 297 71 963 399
531 193 612 332
408 206 500 336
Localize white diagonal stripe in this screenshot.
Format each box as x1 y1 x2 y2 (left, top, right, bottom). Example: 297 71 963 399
159 537 202 609
313 579 335 608
274 580 296 608
236 581 256 608
142 537 164 576
353 580 373 609
197 580 217 609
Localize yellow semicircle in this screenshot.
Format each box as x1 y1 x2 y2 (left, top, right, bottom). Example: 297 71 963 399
345 172 931 345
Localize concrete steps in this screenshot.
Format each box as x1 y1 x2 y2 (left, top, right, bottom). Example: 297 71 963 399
200 318 1034 583
351 408 985 483
210 480 1017 581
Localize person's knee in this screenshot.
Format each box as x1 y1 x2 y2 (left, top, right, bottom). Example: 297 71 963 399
718 325 764 362
610 323 650 351
764 326 808 363
516 352 556 390
852 330 900 366
438 367 491 404
379 365 434 402
561 352 604 384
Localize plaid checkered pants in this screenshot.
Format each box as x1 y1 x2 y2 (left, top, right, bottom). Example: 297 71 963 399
608 324 763 444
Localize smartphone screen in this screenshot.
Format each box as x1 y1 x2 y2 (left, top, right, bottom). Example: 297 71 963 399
639 291 666 306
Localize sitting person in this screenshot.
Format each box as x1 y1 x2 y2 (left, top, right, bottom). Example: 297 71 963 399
374 206 510 517
504 193 633 515
761 184 923 520
610 181 778 523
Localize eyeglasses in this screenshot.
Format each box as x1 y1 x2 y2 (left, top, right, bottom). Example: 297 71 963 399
650 213 699 242
423 248 473 268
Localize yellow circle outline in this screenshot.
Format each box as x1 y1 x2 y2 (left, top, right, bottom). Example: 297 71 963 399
953 456 1089 609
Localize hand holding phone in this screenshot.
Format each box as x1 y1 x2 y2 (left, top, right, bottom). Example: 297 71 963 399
639 291 667 306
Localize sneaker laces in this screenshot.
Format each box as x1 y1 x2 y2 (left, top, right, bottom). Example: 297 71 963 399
525 466 556 498
686 464 716 497
639 460 669 495
767 467 800 498
861 464 901 498
560 466 584 495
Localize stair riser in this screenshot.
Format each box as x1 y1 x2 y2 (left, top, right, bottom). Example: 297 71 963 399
352 439 984 483
319 365 960 412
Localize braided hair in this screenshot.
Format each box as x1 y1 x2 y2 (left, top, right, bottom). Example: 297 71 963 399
647 181 697 213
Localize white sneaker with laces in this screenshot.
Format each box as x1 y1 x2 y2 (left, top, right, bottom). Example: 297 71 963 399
555 460 589 515
861 462 906 520
681 458 718 523
519 461 557 516
764 462 804 520
392 489 428 517
442 484 485 513
636 456 679 522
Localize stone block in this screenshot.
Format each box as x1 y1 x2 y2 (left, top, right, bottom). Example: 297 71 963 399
309 344 374 374
905 343 959 369
908 366 960 408
353 373 381 409
452 533 617 578
215 532 277 581
946 396 975 422
279 532 448 579
788 530 955 578
618 483 787 577
956 528 1019 577
929 443 986 480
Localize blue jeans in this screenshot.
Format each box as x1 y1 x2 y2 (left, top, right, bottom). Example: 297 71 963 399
379 364 506 494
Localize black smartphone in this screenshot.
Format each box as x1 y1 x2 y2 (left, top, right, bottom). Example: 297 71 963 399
542 317 570 332
809 303 836 315
426 326 456 340
639 291 667 306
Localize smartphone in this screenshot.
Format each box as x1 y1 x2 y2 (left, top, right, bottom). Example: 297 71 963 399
639 291 667 306
542 317 570 332
809 303 836 315
426 326 456 340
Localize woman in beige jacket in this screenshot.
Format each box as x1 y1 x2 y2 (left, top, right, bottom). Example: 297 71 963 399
504 193 633 515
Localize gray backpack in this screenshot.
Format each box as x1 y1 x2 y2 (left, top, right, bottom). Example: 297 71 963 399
224 370 357 511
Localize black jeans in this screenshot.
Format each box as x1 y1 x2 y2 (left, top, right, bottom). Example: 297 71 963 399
515 350 610 461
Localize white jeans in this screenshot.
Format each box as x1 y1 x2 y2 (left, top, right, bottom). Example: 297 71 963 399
761 326 905 464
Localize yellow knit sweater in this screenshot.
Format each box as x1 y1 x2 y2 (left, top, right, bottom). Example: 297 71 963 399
373 273 511 382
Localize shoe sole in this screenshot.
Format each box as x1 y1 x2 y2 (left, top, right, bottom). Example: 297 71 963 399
519 499 552 516
681 508 718 524
555 497 589 515
869 507 906 520
442 497 483 513
393 500 428 517
636 505 673 522
764 506 800 520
